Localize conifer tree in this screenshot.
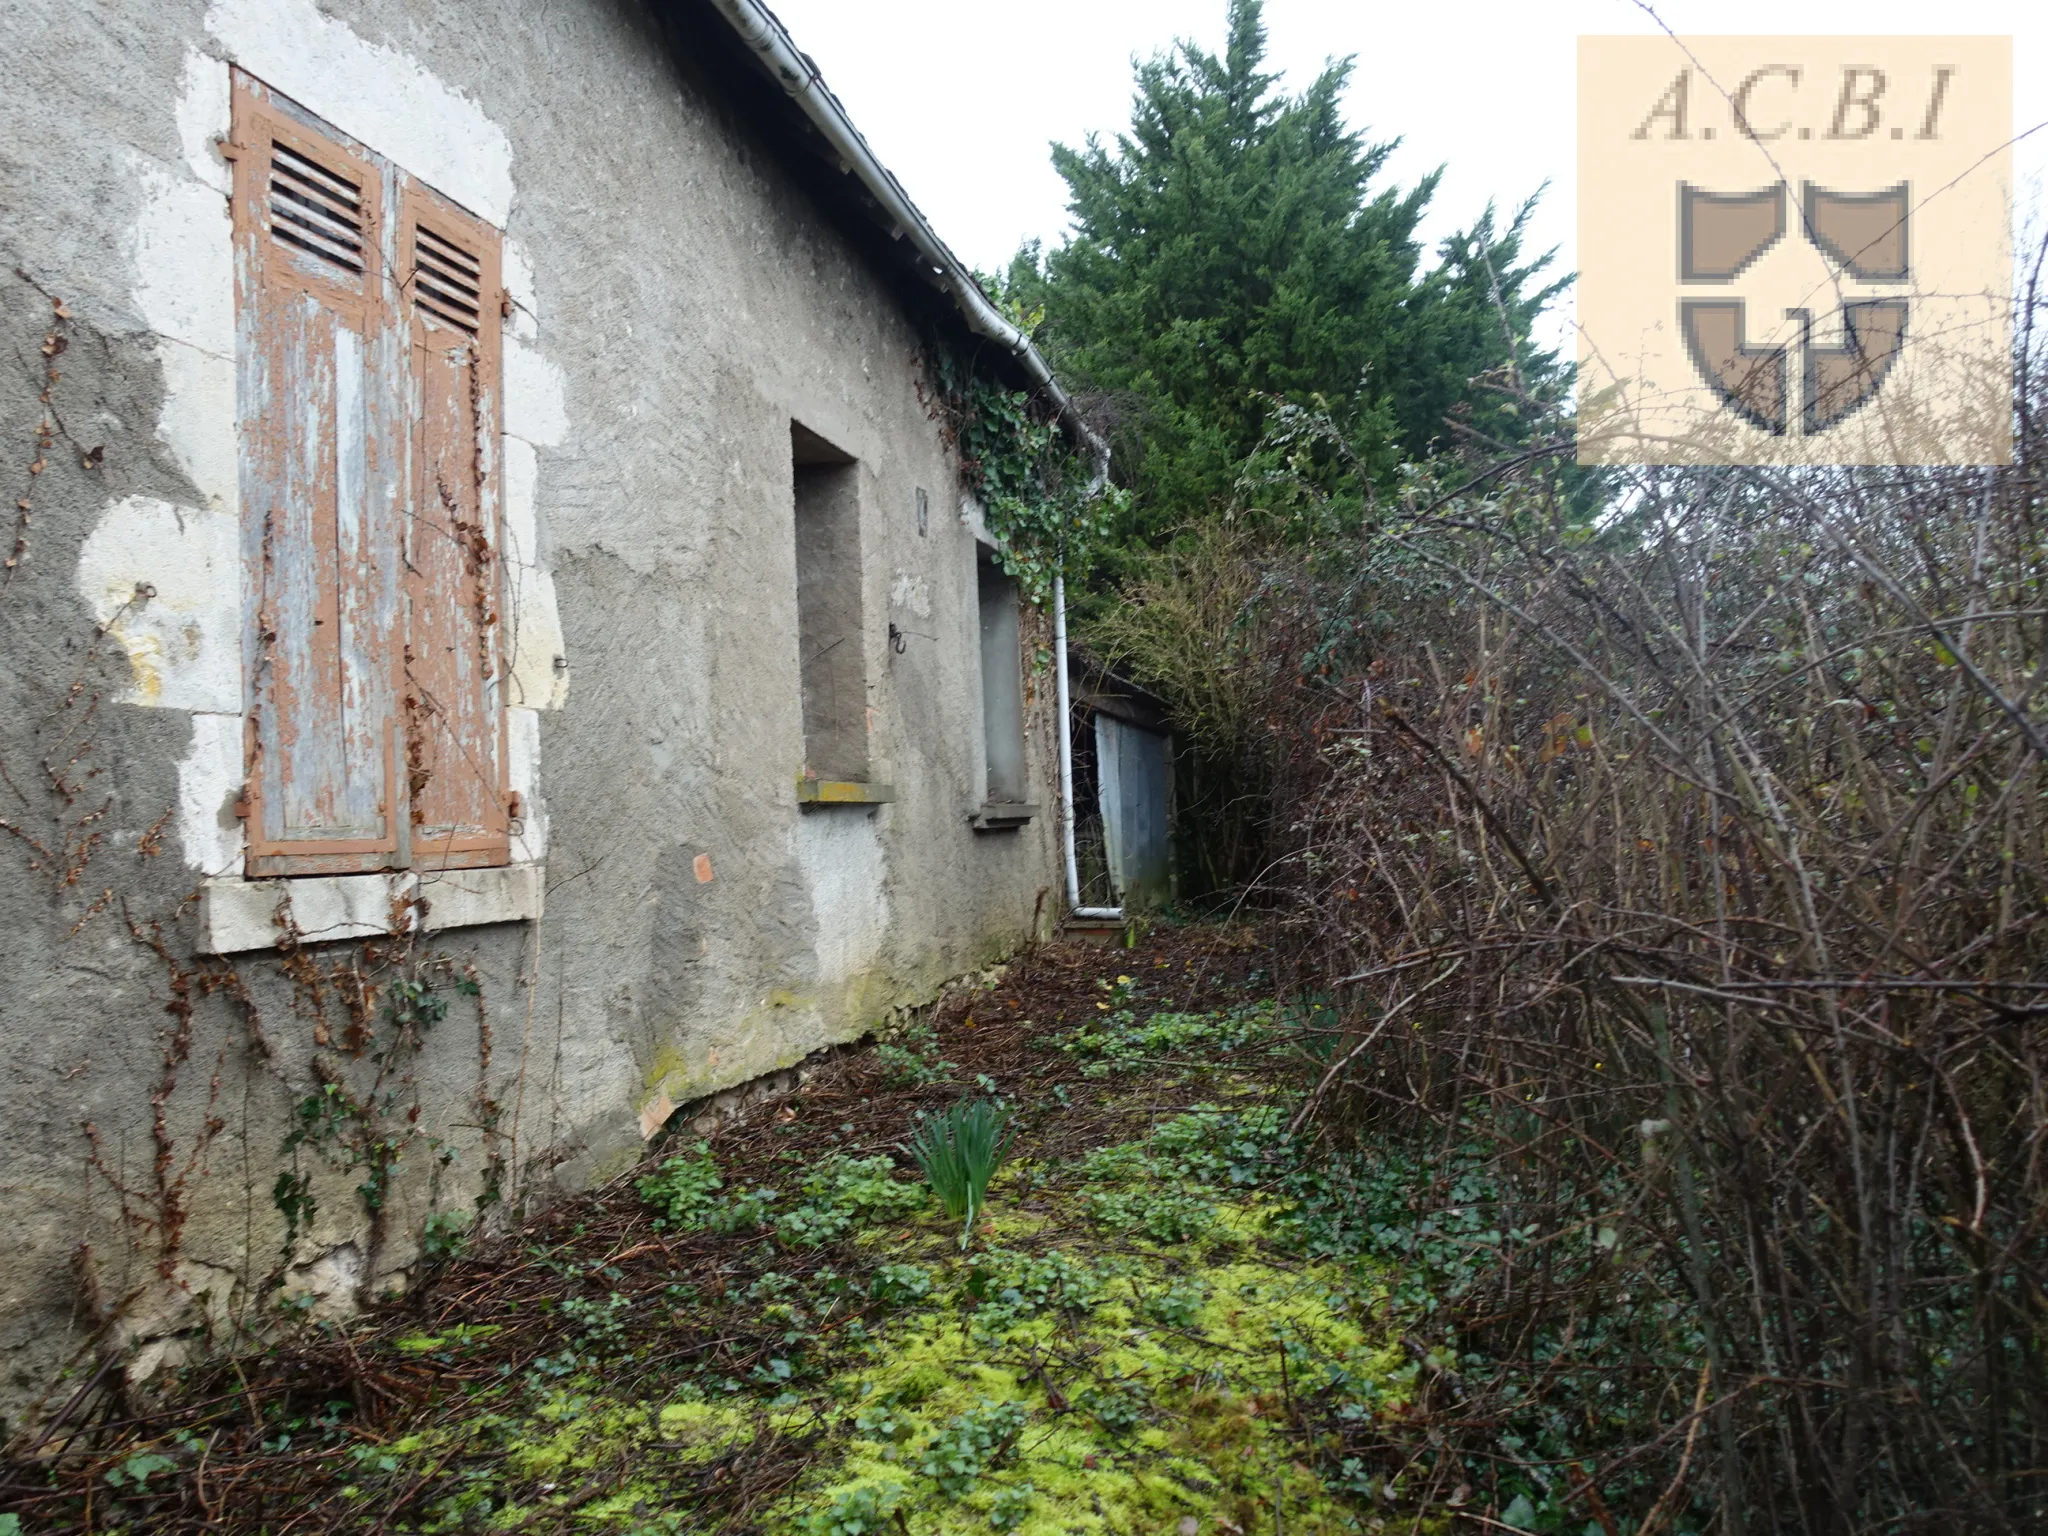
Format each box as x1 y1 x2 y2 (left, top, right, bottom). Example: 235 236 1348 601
1009 0 1561 546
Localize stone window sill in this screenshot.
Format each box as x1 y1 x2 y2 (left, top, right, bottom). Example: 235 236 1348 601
970 802 1039 832
196 863 545 955
796 777 896 806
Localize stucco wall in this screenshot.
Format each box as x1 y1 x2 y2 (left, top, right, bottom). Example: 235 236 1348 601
0 0 1061 1428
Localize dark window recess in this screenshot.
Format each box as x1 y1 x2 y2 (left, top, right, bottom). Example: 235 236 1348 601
972 553 1035 830
1069 710 1113 903
791 423 868 783
268 141 364 272
413 224 482 333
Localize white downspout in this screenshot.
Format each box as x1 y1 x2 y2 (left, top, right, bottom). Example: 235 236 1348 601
1053 571 1080 910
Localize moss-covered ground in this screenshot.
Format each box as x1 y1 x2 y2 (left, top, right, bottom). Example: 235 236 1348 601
6 928 1432 1535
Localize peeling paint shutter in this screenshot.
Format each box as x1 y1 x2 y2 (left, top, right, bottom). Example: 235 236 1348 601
399 185 509 870
232 71 405 877
231 70 511 880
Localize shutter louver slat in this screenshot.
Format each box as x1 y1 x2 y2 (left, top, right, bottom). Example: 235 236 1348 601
267 142 366 274
413 224 482 335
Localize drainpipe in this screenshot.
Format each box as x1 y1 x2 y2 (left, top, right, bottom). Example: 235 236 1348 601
1054 571 1080 910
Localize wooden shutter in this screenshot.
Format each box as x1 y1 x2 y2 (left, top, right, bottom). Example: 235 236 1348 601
398 182 509 870
231 71 406 877
231 69 513 881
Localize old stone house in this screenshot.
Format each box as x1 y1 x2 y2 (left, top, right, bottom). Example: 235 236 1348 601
0 0 1093 1424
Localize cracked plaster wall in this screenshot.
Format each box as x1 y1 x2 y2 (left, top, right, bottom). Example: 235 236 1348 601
0 0 1061 1427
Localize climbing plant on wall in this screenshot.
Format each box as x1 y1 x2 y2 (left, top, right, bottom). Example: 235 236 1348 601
919 337 1124 608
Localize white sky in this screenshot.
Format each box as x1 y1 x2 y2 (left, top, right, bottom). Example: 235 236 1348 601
768 0 2047 317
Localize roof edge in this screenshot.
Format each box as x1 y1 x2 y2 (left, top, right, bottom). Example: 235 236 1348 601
702 0 1108 478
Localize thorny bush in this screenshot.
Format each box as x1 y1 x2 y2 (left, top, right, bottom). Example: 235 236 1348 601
1229 263 2048 1532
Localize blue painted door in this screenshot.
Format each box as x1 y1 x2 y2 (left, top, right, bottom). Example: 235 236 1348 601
1094 714 1172 909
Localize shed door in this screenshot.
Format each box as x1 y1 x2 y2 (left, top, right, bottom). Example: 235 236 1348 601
1094 714 1172 909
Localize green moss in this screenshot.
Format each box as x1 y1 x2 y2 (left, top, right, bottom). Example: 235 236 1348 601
655 1400 753 1464
347 1052 1403 1533
747 1175 1406 1534
503 1393 661 1484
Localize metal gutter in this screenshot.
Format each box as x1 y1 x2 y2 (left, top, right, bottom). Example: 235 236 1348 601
704 0 1107 467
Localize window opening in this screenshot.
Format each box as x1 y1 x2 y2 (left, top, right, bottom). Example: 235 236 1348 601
791 423 868 784
977 554 1027 808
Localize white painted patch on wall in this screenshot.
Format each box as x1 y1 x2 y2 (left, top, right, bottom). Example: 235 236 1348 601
127 159 234 362
503 240 540 344
178 712 244 877
76 496 240 713
794 813 890 984
204 0 514 227
173 48 233 195
502 437 568 710
154 341 238 513
888 569 932 619
506 707 548 864
94 63 248 875
505 339 569 447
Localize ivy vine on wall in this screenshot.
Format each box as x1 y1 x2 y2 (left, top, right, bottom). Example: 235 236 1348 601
917 338 1123 608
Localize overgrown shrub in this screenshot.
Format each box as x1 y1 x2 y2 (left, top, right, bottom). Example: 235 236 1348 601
1081 523 1289 896
1241 341 2048 1530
